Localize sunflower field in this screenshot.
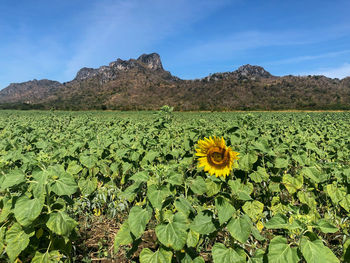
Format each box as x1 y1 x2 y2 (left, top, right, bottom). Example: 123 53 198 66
0 108 349 262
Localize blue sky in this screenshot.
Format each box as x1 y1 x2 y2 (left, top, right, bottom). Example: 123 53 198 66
1 0 350 89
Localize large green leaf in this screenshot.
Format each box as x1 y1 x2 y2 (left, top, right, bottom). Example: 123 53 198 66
275 158 289 169
300 236 339 263
212 243 245 263
0 169 26 190
0 226 5 254
128 206 152 239
187 177 207 195
147 185 171 210
79 155 98 169
249 166 269 183
265 214 288 229
155 212 188 250
205 177 221 197
5 223 33 262
175 197 195 216
226 214 252 243
46 211 77 237
0 197 13 223
190 211 216 235
339 194 350 212
301 167 327 183
66 161 82 175
31 250 62 263
139 248 172 263
215 197 236 225
14 196 43 226
267 236 299 263
242 201 264 222
238 152 258 172
78 176 97 196
282 173 303 194
315 219 338 234
51 173 77 196
186 229 200 247
114 220 133 253
326 183 346 204
228 179 253 201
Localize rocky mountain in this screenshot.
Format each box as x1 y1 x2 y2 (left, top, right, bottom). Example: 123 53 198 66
0 53 349 110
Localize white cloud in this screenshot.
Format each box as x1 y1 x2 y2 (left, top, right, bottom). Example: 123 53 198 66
297 63 350 79
63 0 231 79
267 50 350 65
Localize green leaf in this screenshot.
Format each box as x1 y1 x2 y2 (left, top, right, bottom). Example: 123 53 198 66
190 211 216 235
297 191 317 210
130 171 150 182
31 250 61 263
300 236 339 263
249 249 265 263
128 206 152 239
66 161 82 175
205 177 221 197
78 176 97 196
0 197 13 223
0 169 26 190
215 197 236 225
155 212 188 250
46 211 77 237
267 236 299 263
114 220 133 253
275 158 289 169
242 201 264 222
238 152 258 172
282 173 303 194
0 226 5 254
139 248 172 263
301 167 327 183
181 254 205 263
340 194 350 212
80 155 98 169
186 229 200 247
5 223 32 262
142 151 159 164
165 171 183 186
315 219 338 234
212 243 245 263
175 197 195 216
187 177 207 195
51 173 77 196
229 179 253 201
326 183 346 204
249 167 269 183
147 185 171 210
14 196 43 226
265 214 288 229
226 214 252 243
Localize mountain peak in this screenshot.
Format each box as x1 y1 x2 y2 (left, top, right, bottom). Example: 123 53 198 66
137 53 163 70
234 64 272 78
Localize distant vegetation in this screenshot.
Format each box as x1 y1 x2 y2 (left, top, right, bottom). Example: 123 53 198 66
0 53 349 110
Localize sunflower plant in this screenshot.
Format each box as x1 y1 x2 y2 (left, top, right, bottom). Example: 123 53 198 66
113 136 267 262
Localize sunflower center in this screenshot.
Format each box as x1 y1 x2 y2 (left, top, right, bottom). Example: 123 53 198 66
207 146 229 167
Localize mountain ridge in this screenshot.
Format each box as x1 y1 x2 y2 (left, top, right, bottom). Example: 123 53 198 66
0 53 349 110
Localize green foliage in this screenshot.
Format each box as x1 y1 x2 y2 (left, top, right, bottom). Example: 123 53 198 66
0 111 349 262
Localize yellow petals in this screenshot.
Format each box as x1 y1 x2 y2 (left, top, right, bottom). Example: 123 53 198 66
195 136 239 178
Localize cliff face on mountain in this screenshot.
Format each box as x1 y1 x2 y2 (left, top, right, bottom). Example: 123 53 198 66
0 53 349 110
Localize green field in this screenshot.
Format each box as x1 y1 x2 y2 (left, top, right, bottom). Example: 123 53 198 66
0 109 350 262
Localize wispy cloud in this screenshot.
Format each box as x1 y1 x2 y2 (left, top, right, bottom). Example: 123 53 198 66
267 50 350 65
63 0 230 79
296 63 350 79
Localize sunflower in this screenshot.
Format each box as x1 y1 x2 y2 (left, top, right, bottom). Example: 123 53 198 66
195 136 239 178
